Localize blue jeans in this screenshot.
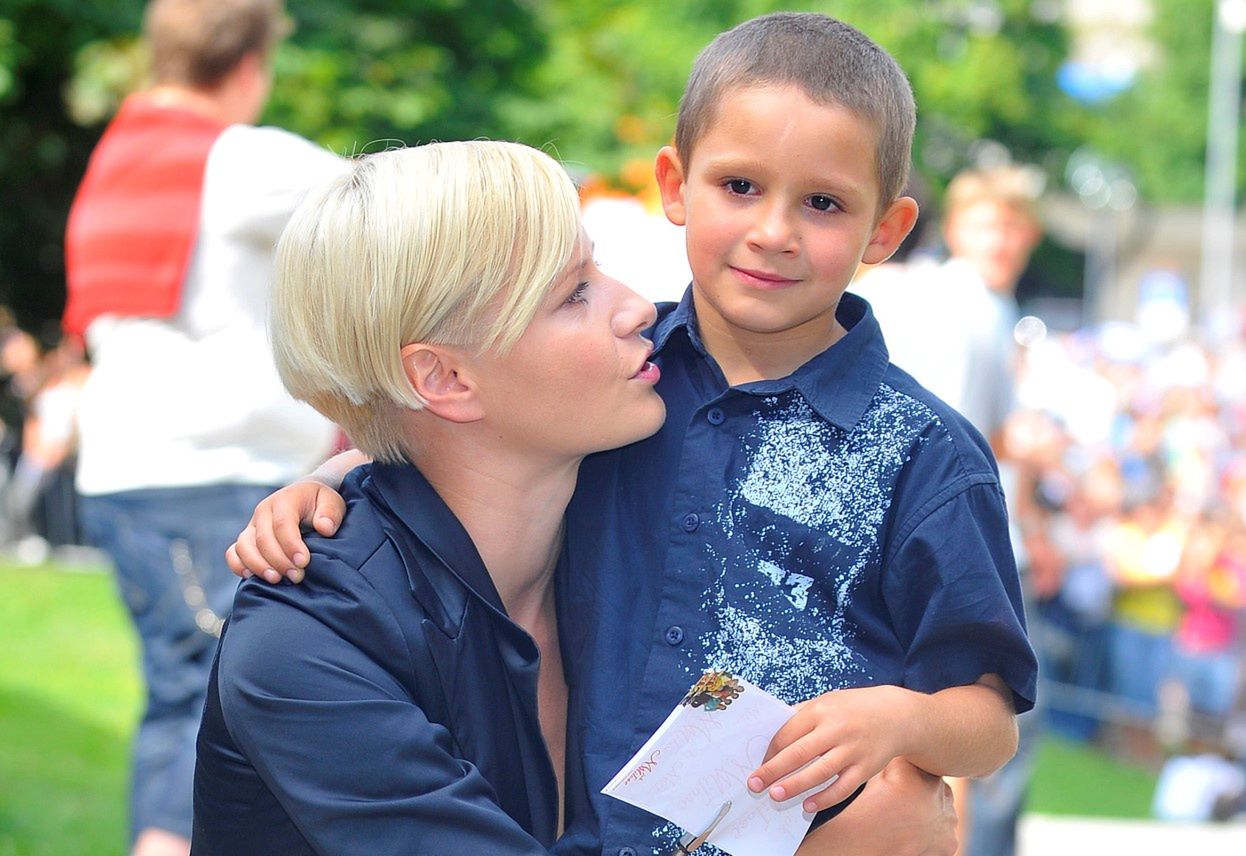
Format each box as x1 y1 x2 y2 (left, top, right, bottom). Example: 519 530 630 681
81 483 278 842
1109 622 1174 715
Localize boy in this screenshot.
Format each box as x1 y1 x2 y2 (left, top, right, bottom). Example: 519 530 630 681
233 13 1036 854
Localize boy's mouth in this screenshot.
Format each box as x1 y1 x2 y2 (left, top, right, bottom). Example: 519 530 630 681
729 265 800 290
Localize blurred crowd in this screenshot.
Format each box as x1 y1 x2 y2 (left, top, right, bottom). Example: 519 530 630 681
0 310 90 562
1012 314 1246 757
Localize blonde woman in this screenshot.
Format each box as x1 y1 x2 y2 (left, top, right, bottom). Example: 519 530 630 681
191 141 664 853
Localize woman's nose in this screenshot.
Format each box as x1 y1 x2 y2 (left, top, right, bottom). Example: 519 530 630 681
612 279 657 337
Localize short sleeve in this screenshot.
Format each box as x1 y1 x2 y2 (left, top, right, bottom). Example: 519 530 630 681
883 481 1037 713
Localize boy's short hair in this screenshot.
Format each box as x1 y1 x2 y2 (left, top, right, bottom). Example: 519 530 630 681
144 0 289 89
674 12 916 208
945 165 1042 225
271 141 581 464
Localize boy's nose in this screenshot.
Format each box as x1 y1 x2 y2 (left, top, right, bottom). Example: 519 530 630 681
746 203 798 254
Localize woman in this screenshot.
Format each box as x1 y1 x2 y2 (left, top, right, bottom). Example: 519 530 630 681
191 140 665 853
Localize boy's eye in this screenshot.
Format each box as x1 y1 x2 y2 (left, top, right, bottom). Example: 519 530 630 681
725 179 755 195
565 281 590 305
807 194 840 212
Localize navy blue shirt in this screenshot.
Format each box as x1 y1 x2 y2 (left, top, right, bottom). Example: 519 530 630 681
556 290 1038 856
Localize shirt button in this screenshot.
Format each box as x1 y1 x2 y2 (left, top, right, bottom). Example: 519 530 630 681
681 512 700 532
707 407 725 425
665 625 685 646
619 849 637 856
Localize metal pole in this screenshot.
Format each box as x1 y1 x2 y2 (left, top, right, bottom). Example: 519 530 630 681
1199 0 1246 317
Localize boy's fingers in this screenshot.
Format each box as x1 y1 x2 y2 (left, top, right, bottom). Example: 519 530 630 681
766 749 844 803
796 766 865 813
271 507 312 570
750 733 821 789
233 525 276 581
225 543 247 577
310 488 345 536
253 507 300 573
761 708 815 764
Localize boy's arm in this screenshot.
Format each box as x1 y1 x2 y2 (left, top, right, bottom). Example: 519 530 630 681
225 449 369 583
747 676 1016 812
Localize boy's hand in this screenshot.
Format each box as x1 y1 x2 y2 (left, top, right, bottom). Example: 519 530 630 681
224 477 346 584
748 685 912 812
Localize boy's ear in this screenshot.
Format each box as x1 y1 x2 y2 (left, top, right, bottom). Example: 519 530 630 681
654 146 688 227
861 196 920 266
399 344 484 424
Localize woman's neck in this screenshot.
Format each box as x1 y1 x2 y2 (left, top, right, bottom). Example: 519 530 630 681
411 437 578 627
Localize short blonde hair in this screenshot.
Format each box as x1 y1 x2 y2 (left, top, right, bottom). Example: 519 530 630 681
945 166 1042 225
144 0 288 88
271 141 581 463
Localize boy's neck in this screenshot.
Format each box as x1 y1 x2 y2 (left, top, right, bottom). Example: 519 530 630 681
692 291 848 386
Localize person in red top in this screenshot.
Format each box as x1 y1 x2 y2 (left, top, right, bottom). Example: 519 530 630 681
63 3 343 854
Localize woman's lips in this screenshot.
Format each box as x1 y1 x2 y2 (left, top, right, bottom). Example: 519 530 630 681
730 266 800 290
631 360 661 383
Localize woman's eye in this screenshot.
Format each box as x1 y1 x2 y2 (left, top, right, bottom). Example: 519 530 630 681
726 179 754 195
808 194 839 212
565 281 590 305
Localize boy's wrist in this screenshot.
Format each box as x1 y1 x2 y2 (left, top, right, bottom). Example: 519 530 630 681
886 685 929 761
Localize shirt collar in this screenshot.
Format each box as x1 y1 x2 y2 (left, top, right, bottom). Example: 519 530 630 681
651 284 704 356
364 461 508 617
651 287 891 431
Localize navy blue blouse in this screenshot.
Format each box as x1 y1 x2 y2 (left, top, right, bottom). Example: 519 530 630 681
193 463 561 855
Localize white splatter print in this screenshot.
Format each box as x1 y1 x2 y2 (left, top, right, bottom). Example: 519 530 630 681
690 384 938 704
756 560 813 610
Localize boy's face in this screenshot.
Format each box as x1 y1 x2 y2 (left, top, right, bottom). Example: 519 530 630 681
656 85 916 345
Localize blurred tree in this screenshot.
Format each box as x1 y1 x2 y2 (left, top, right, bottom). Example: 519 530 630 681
0 0 143 332
0 0 546 331
1078 0 1228 204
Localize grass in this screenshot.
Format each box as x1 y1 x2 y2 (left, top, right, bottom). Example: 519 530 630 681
0 563 1163 854
1030 734 1159 818
0 563 139 856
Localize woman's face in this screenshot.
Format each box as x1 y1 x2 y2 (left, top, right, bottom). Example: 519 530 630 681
470 232 666 461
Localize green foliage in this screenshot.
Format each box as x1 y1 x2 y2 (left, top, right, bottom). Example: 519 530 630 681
262 0 548 154
1079 0 1218 204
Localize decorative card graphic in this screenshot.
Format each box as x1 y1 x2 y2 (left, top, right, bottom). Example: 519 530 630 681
602 671 814 856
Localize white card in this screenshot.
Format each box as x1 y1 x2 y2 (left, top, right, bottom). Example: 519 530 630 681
602 671 815 856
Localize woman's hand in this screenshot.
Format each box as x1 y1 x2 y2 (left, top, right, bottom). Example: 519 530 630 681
794 758 957 856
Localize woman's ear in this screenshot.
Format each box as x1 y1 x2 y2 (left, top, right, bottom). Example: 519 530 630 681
862 196 920 265
400 344 484 423
655 146 688 227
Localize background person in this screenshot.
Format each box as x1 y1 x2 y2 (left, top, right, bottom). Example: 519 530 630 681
61 1 345 852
